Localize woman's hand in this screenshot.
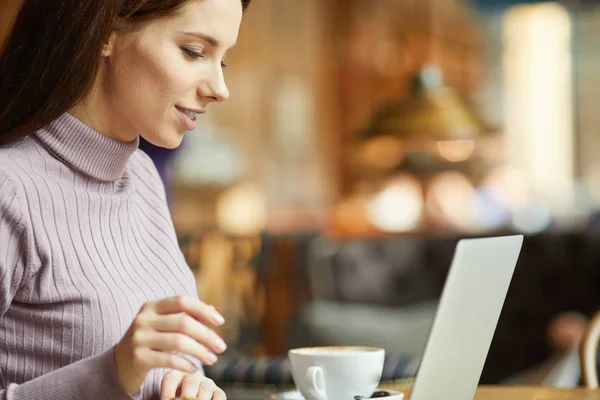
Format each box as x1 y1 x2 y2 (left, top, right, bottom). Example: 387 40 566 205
114 295 227 394
161 370 226 400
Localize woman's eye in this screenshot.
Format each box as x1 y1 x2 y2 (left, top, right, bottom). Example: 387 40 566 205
182 46 228 68
182 47 203 59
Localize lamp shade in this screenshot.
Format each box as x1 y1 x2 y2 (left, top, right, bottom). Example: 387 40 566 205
362 65 495 142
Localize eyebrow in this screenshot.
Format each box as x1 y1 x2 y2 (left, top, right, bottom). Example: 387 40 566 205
178 31 236 50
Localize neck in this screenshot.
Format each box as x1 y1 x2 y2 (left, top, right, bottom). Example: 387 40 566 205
69 76 137 143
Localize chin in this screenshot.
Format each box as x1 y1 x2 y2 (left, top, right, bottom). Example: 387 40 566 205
161 136 184 149
142 130 185 149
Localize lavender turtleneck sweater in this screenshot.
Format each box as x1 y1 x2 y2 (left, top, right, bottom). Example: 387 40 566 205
0 113 199 399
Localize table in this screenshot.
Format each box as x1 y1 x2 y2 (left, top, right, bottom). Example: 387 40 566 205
177 384 600 400
390 385 600 399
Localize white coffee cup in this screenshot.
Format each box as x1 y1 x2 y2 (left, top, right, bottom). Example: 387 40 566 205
288 346 385 400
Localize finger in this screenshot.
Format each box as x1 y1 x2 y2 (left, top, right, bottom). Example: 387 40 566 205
180 373 204 398
211 388 226 400
147 349 197 373
151 313 227 354
153 296 225 326
161 370 185 399
147 332 218 365
197 379 218 400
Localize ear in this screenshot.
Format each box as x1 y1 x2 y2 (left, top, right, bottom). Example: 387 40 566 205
101 31 117 57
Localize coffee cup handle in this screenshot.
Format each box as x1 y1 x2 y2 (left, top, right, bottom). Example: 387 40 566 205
306 366 327 400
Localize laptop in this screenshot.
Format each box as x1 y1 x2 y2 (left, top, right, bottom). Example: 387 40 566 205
408 234 524 400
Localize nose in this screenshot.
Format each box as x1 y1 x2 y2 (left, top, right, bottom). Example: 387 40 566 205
200 65 229 103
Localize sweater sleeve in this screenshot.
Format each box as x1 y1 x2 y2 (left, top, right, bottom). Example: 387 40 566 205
0 173 133 400
2 348 134 400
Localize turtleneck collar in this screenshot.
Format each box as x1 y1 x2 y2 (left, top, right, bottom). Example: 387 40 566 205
34 113 139 181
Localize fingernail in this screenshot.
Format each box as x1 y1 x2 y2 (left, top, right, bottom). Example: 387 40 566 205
207 352 218 364
210 309 225 325
215 336 227 352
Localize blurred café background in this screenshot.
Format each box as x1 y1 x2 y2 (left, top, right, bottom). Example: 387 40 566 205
5 0 600 396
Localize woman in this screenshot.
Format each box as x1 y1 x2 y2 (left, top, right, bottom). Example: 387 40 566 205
0 0 250 398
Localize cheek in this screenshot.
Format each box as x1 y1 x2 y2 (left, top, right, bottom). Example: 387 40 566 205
114 43 194 115
140 43 201 99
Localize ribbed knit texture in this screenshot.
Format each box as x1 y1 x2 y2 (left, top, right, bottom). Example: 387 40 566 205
0 113 199 399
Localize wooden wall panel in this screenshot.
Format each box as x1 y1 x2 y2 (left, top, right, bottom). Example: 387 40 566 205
0 0 23 44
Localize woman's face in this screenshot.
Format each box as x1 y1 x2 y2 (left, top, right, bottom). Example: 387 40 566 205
76 0 242 148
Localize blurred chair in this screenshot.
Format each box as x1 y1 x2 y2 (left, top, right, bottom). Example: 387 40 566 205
581 312 600 388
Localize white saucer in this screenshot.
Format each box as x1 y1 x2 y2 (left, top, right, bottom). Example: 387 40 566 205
269 388 405 400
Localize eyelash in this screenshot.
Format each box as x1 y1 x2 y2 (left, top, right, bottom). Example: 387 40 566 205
182 47 228 68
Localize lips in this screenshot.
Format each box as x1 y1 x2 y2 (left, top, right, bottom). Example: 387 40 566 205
176 106 203 131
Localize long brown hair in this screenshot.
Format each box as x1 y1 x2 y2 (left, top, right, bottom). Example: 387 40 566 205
0 0 251 146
